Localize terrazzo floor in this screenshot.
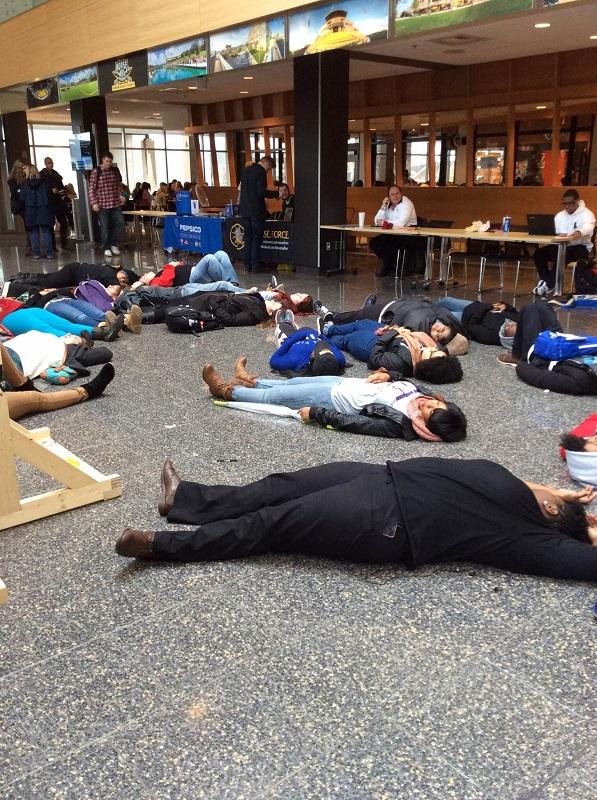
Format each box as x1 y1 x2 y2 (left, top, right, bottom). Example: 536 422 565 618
0 236 595 799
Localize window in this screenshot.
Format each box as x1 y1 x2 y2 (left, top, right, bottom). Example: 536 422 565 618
29 123 77 189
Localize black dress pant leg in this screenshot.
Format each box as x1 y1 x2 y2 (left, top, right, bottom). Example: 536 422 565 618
370 235 400 274
154 470 408 564
533 244 558 286
167 461 385 525
330 306 380 325
250 217 265 271
27 262 79 288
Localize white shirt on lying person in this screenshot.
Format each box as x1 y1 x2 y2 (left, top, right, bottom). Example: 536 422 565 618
554 200 596 252
4 331 66 379
330 378 420 416
374 195 417 228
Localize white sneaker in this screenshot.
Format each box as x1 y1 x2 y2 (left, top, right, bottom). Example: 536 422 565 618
532 280 547 296
111 246 120 255
104 249 112 257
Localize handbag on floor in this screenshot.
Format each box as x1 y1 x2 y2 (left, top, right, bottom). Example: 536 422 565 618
165 305 223 334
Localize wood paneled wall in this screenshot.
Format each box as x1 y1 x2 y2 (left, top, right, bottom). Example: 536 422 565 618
346 186 597 229
0 0 316 88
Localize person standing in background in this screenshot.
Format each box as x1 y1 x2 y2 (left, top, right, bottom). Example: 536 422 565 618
7 160 32 256
88 152 125 259
40 157 69 253
20 164 55 260
239 156 278 273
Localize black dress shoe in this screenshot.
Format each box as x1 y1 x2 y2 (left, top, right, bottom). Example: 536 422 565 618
158 458 181 516
115 528 156 558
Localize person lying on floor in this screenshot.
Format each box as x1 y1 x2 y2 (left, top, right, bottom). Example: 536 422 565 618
115 457 597 582
497 300 597 395
12 262 139 289
436 297 519 346
203 360 467 442
319 318 462 383
1 343 115 420
130 251 241 289
315 294 467 353
4 282 142 335
137 290 287 328
3 330 112 385
0 298 124 342
270 310 346 376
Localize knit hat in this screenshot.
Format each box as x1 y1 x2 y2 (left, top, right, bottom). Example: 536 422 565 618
445 333 469 356
499 321 515 350
407 396 442 442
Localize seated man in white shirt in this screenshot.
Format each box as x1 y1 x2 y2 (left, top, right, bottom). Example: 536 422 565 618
533 189 596 295
370 185 418 277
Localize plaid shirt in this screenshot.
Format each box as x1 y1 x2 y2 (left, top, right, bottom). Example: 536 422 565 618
88 165 122 209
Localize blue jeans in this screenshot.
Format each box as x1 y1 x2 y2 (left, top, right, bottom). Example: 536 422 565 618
327 320 379 362
180 280 244 296
189 251 240 284
45 298 105 326
3 307 93 337
98 207 124 251
435 297 473 323
231 376 342 408
29 225 54 258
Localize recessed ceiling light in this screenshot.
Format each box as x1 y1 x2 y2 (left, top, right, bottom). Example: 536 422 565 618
152 113 161 117
240 90 249 94
349 119 356 122
591 35 597 40
243 76 254 80
420 122 429 127
111 110 120 114
187 85 198 90
536 105 547 110
534 22 551 29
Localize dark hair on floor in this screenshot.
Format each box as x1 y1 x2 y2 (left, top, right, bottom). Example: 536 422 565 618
414 356 463 384
440 326 457 344
560 433 588 452
428 402 467 442
552 500 590 543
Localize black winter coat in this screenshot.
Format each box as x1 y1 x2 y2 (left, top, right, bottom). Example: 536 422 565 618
461 301 519 345
149 291 269 327
367 329 415 377
378 298 465 338
239 163 277 220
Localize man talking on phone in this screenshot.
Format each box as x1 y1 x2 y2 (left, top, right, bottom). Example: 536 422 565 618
369 185 418 277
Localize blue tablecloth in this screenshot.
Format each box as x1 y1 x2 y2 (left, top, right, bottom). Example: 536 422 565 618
163 215 224 253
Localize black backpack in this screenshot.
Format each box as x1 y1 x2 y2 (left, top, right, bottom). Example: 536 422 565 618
574 258 597 294
165 305 224 334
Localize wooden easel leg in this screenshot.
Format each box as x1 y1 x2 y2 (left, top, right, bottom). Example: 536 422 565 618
0 391 123 532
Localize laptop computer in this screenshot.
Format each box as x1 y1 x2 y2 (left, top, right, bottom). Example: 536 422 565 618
527 214 556 236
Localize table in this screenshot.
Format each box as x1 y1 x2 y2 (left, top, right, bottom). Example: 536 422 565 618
223 217 294 264
321 225 574 294
162 214 224 254
123 210 176 247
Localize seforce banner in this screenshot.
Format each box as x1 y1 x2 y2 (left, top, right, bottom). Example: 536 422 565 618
223 218 294 263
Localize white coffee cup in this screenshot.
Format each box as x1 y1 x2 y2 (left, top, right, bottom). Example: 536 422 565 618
358 212 365 227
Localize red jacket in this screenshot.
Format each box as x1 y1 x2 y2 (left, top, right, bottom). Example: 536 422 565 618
0 298 24 323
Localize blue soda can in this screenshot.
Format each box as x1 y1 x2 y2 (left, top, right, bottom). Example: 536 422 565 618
502 215 511 233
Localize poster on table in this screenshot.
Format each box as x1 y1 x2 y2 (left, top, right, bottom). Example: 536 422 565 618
57 65 99 103
288 0 388 57
98 51 148 94
148 37 208 85
26 77 58 108
210 17 285 72
394 0 532 36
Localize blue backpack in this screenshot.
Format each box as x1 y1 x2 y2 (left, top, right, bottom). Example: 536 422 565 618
533 330 597 361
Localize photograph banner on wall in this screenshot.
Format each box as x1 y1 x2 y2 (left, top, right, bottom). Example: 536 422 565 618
58 65 99 103
148 37 208 84
210 17 285 72
99 51 148 94
395 0 531 35
27 77 58 108
289 0 388 57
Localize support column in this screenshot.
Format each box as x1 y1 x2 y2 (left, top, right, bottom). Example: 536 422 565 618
551 100 561 187
3 111 29 169
293 50 349 269
466 108 475 188
70 96 109 242
394 115 403 186
505 105 516 187
428 113 437 188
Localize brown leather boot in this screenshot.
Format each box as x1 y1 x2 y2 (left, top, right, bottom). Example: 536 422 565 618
234 356 258 388
202 364 235 400
158 458 181 517
115 528 156 559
